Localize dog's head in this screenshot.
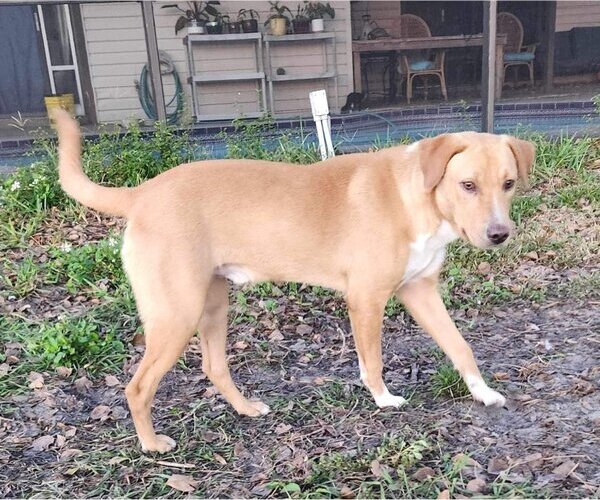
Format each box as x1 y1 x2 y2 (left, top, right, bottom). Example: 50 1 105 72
416 132 535 249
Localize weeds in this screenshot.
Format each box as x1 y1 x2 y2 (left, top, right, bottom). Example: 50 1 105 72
430 364 470 399
27 318 125 371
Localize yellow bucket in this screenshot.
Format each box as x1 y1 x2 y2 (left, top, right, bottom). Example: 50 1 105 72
45 93 75 127
60 93 75 115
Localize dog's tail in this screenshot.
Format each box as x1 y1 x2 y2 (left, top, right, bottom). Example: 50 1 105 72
54 109 135 217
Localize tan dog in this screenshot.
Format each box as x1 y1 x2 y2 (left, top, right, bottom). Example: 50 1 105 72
54 110 535 453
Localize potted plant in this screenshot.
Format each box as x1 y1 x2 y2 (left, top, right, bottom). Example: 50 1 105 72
265 1 292 36
222 14 240 34
205 12 223 34
237 8 260 33
304 1 334 32
162 1 221 35
292 3 310 34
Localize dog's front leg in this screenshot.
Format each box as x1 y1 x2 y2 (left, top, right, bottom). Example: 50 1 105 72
397 276 506 407
346 290 407 408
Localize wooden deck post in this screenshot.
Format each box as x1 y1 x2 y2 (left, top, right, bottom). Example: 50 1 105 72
141 1 166 122
481 0 498 133
543 1 557 92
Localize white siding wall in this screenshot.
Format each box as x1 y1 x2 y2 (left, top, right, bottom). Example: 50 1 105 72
81 1 351 123
556 1 600 31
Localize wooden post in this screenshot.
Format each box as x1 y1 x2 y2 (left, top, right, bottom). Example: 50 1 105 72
141 1 166 122
481 0 497 133
544 1 557 92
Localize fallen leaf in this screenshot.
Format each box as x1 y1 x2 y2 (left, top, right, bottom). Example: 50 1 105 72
370 459 382 477
488 457 509 474
56 366 73 377
524 251 539 260
28 372 44 389
31 435 54 451
55 435 66 448
0 363 9 377
105 375 120 387
413 466 435 481
166 474 198 493
203 386 219 398
437 490 450 499
296 324 313 335
493 372 510 381
132 333 145 346
466 478 486 493
269 329 284 341
74 376 92 393
90 405 111 420
60 448 83 461
213 453 227 465
552 460 577 479
232 340 248 350
339 485 355 499
275 423 292 435
478 262 491 273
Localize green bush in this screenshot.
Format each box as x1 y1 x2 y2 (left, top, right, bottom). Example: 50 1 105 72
47 236 126 293
0 160 67 215
28 318 125 370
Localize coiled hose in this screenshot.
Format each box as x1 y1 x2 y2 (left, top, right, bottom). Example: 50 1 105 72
137 51 184 124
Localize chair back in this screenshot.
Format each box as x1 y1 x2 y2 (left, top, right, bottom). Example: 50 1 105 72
497 12 524 52
390 14 431 39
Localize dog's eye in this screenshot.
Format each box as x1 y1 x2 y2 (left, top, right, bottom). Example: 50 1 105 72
503 179 516 191
460 181 477 193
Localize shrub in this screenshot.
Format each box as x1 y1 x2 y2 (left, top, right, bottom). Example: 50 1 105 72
47 236 126 293
27 318 125 370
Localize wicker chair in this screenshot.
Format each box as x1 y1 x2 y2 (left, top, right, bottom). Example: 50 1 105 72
391 14 447 103
497 12 537 88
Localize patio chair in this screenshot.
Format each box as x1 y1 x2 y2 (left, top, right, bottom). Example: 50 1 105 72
391 14 447 103
497 12 537 88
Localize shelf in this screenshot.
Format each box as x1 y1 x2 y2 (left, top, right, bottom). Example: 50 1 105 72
186 33 262 43
269 70 335 82
189 71 265 83
264 32 336 42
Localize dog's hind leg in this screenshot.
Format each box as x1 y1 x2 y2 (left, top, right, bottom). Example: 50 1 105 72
346 289 407 409
397 275 506 407
198 276 270 417
123 231 210 452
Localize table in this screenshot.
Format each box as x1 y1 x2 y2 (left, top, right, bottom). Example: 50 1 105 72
352 34 507 99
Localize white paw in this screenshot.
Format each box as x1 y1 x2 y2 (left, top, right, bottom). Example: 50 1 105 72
373 387 408 409
465 375 506 407
141 434 176 453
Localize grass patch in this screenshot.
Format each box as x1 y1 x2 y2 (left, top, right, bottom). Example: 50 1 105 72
430 364 470 400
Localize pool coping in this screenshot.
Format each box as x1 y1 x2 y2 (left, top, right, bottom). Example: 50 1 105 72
0 99 597 155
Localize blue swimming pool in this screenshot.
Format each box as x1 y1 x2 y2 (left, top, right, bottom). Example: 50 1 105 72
1 100 599 174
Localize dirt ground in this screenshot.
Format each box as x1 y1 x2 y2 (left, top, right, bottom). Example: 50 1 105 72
1 290 598 498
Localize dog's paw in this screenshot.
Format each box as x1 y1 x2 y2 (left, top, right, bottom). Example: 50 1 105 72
141 434 176 453
237 399 271 417
466 375 506 407
374 388 408 409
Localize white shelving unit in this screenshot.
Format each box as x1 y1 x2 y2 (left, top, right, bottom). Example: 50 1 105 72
184 33 267 121
263 32 338 115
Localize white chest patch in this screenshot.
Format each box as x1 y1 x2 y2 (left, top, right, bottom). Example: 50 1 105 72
402 220 458 284
215 264 254 285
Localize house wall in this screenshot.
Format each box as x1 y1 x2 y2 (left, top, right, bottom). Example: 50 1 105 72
80 1 351 123
556 1 600 31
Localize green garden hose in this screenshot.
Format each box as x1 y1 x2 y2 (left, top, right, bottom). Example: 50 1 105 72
137 51 184 125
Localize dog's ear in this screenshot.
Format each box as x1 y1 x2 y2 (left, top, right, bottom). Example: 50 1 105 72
417 134 466 191
505 136 536 186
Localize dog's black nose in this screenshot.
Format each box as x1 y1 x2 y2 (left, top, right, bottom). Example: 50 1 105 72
487 224 509 245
